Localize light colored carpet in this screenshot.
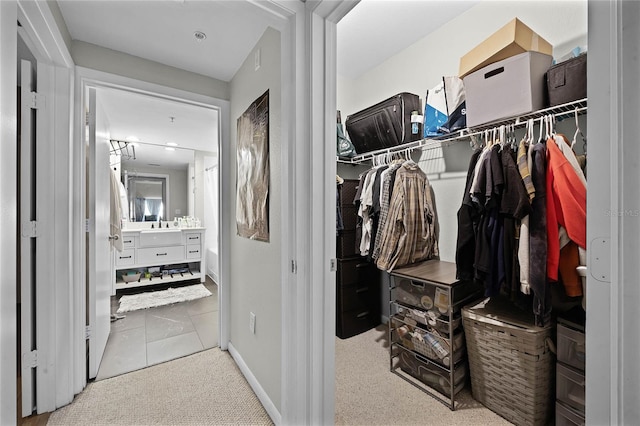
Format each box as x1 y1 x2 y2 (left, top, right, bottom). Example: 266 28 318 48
49 323 512 425
117 284 212 313
47 348 273 426
335 324 513 426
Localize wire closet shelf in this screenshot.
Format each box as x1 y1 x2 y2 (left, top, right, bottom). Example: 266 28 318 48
338 98 587 165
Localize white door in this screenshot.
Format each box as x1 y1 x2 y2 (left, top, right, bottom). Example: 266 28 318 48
87 87 112 379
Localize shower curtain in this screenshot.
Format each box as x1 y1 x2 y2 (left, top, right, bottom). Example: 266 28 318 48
204 163 219 280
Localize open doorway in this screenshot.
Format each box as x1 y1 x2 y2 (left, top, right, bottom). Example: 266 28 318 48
84 83 222 381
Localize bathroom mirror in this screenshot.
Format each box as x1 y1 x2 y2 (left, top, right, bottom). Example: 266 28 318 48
127 174 167 221
120 143 194 222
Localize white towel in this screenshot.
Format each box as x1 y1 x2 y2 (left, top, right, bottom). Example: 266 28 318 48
117 178 129 222
110 170 124 252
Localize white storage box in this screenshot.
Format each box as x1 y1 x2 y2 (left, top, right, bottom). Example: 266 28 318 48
464 51 552 128
557 323 586 371
556 402 585 426
556 363 585 413
459 18 552 78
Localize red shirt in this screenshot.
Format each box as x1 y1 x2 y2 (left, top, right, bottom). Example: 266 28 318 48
546 138 587 282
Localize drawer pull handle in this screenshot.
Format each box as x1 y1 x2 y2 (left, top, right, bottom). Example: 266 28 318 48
156 253 167 256
410 281 426 290
188 236 199 240
189 250 199 254
356 287 369 294
123 240 132 244
355 263 369 269
356 311 369 319
119 255 132 259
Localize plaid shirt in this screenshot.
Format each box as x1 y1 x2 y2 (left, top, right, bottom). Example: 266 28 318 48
371 162 403 260
517 139 535 202
376 161 438 272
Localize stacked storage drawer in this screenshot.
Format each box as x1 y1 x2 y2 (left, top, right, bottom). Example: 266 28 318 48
555 310 586 425
336 179 380 339
389 260 483 410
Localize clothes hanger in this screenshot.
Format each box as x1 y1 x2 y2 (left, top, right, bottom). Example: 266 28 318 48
537 116 544 144
571 108 587 152
544 115 550 141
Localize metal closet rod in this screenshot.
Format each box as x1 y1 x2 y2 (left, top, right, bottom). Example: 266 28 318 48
338 98 587 164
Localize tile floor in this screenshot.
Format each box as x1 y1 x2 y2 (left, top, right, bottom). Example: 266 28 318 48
96 278 219 381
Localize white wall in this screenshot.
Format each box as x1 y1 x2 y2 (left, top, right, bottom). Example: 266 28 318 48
71 40 230 100
337 0 587 263
229 27 282 410
338 1 587 118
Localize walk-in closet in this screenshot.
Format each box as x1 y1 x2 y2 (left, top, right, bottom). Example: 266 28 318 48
335 1 587 424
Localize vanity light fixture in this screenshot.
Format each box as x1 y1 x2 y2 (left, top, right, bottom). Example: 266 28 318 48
194 31 207 42
166 142 178 147
165 147 176 152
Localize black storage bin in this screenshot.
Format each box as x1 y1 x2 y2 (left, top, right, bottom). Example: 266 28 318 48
337 231 357 258
546 53 587 106
338 179 359 206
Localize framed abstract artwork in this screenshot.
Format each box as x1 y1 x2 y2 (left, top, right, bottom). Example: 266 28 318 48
236 90 269 242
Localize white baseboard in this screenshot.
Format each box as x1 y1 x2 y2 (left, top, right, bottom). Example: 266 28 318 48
228 342 281 425
206 270 219 283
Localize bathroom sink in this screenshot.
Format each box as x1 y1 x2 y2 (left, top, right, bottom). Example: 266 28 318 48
138 229 183 247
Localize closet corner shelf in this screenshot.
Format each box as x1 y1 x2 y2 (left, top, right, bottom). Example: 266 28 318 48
338 98 587 165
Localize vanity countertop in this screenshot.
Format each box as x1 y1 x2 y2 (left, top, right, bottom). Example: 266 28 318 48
122 226 206 233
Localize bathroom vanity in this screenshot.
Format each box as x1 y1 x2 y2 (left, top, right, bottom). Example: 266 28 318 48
113 225 206 293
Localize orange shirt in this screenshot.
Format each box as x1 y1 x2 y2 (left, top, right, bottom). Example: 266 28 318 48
546 138 587 282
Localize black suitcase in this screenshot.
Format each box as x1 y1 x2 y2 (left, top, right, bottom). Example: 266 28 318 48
345 93 421 154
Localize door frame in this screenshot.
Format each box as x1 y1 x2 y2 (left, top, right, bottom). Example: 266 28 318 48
5 0 635 424
1 0 75 421
73 67 231 377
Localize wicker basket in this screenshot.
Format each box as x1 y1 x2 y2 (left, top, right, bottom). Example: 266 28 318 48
462 298 555 426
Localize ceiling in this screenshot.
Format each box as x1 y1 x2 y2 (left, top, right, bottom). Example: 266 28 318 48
56 0 477 168
57 0 280 82
337 0 480 80
98 87 217 169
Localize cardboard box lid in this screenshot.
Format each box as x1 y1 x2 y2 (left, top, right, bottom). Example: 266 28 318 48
459 17 552 78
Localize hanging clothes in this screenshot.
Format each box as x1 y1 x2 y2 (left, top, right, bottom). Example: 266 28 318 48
371 161 403 261
517 138 535 294
471 144 505 296
366 165 389 260
546 134 587 297
358 167 381 256
529 142 549 327
455 149 482 280
500 147 531 300
352 172 367 254
376 160 438 272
